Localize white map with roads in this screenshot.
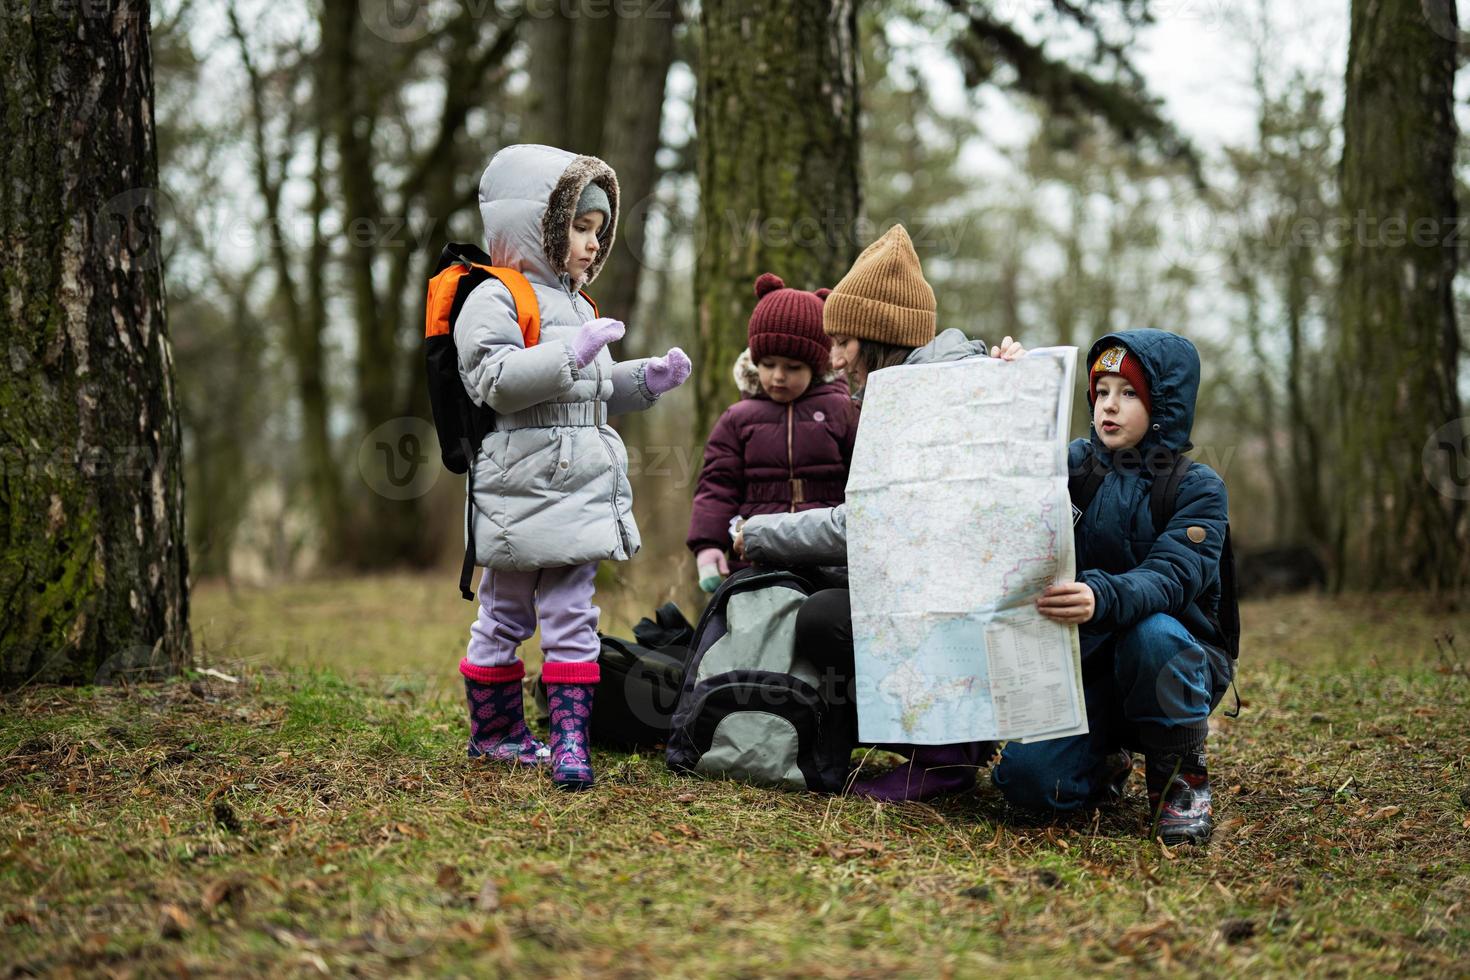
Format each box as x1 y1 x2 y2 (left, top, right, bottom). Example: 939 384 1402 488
846 347 1088 745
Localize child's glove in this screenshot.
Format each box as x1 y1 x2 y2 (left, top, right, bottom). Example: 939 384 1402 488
644 348 691 396
573 317 626 369
696 547 730 593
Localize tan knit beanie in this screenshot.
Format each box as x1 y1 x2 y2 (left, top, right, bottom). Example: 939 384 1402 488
822 224 937 347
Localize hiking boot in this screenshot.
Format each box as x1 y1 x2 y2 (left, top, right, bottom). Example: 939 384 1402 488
850 742 994 802
460 661 548 767
1145 756 1213 845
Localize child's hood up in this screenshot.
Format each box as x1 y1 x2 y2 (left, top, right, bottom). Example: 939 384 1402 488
477 144 619 289
1086 328 1201 454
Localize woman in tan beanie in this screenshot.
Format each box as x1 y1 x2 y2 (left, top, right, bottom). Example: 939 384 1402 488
821 224 1022 395
732 223 1025 802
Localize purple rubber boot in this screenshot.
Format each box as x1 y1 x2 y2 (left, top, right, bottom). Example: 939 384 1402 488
849 742 994 802
460 660 548 766
544 662 600 791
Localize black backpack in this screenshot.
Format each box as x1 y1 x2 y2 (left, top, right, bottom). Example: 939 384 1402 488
1068 450 1241 661
587 635 688 751
665 569 854 793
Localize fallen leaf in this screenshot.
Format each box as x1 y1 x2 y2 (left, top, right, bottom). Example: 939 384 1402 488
675 793 698 803
1117 917 1172 952
436 865 463 893
202 877 249 917
159 904 193 940
4 909 39 929
1369 805 1401 822
1220 918 1256 944
476 878 501 913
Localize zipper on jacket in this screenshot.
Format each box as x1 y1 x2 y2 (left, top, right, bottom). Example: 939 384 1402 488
591 356 633 556
786 403 798 513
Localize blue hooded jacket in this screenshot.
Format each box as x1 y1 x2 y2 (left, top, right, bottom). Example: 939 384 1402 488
1069 329 1228 652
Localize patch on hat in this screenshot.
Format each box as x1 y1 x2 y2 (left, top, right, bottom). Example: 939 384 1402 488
1186 526 1207 544
1093 346 1127 374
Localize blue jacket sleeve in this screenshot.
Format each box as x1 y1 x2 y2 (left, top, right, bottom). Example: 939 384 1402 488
1080 466 1228 632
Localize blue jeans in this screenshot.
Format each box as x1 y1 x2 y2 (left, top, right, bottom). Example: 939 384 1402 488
991 613 1232 813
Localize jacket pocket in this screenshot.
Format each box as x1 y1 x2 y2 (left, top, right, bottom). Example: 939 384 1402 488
549 427 576 491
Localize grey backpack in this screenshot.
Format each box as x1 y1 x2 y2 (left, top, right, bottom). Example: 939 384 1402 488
665 570 854 792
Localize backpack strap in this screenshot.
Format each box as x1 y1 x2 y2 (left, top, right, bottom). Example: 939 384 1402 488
1067 451 1108 523
1149 452 1192 535
460 473 477 601
579 289 599 317
479 266 541 348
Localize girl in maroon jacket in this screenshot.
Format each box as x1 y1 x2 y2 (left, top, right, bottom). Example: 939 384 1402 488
688 273 859 591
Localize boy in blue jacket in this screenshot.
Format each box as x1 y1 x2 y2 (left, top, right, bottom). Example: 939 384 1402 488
993 329 1233 844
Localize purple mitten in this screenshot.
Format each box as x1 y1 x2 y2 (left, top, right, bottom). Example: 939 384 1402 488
644 347 691 396
572 317 625 369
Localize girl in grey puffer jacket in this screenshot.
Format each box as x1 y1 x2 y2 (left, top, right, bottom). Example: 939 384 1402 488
456 144 690 790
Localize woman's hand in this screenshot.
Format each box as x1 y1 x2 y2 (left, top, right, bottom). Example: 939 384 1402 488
989 335 1026 361
1035 581 1094 624
732 528 746 561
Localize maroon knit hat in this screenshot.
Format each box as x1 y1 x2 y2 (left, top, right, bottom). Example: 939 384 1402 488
748 273 832 374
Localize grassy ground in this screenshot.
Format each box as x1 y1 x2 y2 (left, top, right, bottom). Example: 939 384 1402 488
2 581 1469 976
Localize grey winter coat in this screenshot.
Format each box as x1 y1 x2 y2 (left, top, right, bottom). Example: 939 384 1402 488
457 144 660 571
741 328 991 568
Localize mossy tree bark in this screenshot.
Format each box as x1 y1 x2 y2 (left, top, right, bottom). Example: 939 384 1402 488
694 0 861 437
0 0 191 685
1337 0 1465 589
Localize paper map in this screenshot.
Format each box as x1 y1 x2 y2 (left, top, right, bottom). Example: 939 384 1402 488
846 347 1088 745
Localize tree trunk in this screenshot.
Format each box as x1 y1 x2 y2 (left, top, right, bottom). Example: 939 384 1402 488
593 0 678 330
231 8 346 556
694 0 861 437
523 11 575 147
1337 0 1465 589
569 1 620 154
0 0 191 686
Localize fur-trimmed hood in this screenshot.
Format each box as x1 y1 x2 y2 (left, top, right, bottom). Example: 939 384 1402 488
732 347 846 399
477 144 620 289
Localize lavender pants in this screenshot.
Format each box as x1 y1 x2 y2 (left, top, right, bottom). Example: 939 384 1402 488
465 563 601 669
